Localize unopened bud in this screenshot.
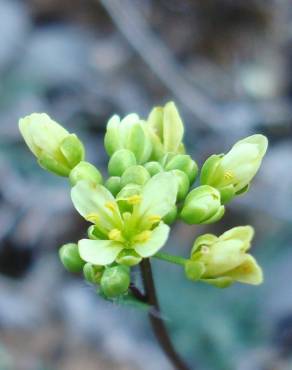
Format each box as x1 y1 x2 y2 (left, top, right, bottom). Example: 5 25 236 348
59 243 84 273
120 165 150 187
108 149 137 176
69 161 103 186
144 161 163 177
180 185 224 224
105 176 122 196
164 154 198 184
100 265 130 298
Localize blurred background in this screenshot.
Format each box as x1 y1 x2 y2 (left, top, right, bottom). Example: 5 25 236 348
0 0 292 369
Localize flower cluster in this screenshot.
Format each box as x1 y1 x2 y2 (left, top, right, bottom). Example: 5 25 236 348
19 102 268 298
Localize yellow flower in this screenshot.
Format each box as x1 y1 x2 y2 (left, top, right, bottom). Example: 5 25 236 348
185 226 263 287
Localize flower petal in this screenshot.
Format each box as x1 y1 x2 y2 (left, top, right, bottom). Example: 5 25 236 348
226 255 263 285
78 239 123 265
71 180 120 229
134 222 170 257
220 226 254 251
139 172 178 217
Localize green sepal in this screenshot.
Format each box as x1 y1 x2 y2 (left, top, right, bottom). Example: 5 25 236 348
185 261 205 281
162 205 178 225
201 276 234 288
60 134 85 168
200 154 224 186
235 183 250 196
38 152 70 177
220 185 235 204
108 149 137 177
83 263 104 284
104 125 121 156
171 169 190 201
203 205 225 224
87 225 107 240
127 124 152 164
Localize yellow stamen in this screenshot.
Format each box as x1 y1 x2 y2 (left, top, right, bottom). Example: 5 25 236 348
224 171 234 180
85 213 100 224
105 201 116 212
126 195 142 205
134 230 152 243
108 228 124 242
148 215 161 225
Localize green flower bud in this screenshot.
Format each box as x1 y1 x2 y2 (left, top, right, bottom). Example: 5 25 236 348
188 226 263 287
180 185 225 224
19 113 85 177
144 161 163 176
108 149 137 176
100 265 130 298
105 176 122 196
164 154 198 184
59 243 85 273
69 161 103 186
147 101 185 160
162 205 178 225
83 263 104 284
120 165 151 187
171 169 190 201
104 114 152 164
201 135 268 203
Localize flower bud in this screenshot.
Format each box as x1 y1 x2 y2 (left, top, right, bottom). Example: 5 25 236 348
69 161 103 186
108 149 137 176
147 102 185 159
59 243 85 273
162 205 178 225
83 263 104 284
100 265 130 298
105 176 122 196
164 154 198 184
144 161 163 177
104 114 152 164
187 226 263 287
19 113 85 176
180 185 224 224
201 135 268 203
171 169 190 201
120 165 151 187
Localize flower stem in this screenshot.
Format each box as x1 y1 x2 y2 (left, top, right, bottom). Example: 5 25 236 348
154 251 188 266
140 259 190 370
